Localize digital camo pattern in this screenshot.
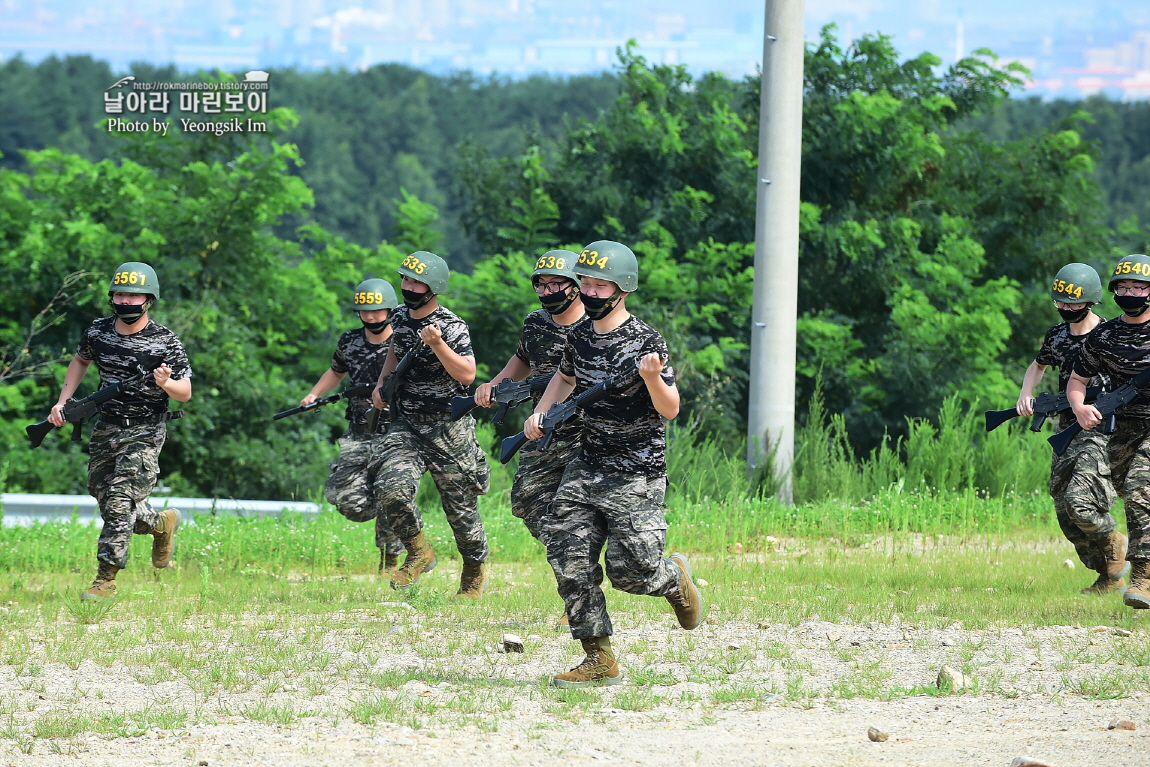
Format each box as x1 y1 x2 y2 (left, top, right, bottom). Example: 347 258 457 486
331 327 391 427
1106 418 1150 562
559 315 675 477
388 305 473 417
544 457 680 640
1050 427 1118 571
511 432 580 543
86 421 165 569
374 414 490 562
1034 319 1110 429
323 429 404 554
77 317 192 420
1074 317 1150 419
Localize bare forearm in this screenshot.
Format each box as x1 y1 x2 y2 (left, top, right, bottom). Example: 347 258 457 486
309 369 346 398
56 356 91 404
430 344 476 385
644 378 679 420
491 356 531 384
163 378 192 403
1066 375 1088 408
535 372 576 413
1019 362 1047 399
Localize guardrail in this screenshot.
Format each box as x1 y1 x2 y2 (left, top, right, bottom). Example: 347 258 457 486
0 493 321 527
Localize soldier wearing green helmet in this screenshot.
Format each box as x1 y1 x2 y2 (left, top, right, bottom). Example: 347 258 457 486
299 278 404 575
1016 263 1124 596
369 251 492 598
47 261 192 601
1071 254 1150 610
471 250 587 625
525 240 704 688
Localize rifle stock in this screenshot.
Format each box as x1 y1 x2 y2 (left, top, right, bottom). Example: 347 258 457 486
1048 423 1082 456
450 396 477 421
983 408 1017 432
24 420 54 449
499 432 529 465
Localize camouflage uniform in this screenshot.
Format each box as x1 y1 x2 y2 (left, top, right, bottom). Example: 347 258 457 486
374 305 490 562
1076 317 1150 562
322 328 403 556
544 315 679 640
1034 322 1118 570
77 317 191 569
510 310 585 543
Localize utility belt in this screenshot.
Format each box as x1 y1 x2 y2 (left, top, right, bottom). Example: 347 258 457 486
98 410 185 428
348 418 388 436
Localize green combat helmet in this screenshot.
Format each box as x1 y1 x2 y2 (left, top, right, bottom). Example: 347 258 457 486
1050 263 1102 304
1108 254 1150 291
532 250 580 283
108 262 160 299
397 251 449 294
351 278 397 311
575 241 639 292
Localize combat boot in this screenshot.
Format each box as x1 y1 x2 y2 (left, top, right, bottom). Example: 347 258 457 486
1082 532 1130 594
454 561 487 600
551 637 622 688
555 612 570 632
379 549 399 577
1123 561 1150 609
150 509 181 569
665 553 704 630
80 562 121 601
391 532 437 590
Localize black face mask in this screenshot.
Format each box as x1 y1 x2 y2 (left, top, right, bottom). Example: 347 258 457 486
1115 294 1150 317
402 289 434 310
110 298 150 325
581 290 622 320
539 285 579 316
1057 306 1090 323
361 318 390 335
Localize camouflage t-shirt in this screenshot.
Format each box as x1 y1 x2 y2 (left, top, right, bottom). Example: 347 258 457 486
1074 316 1150 419
389 305 473 417
76 317 192 420
559 315 675 477
515 309 586 445
331 327 391 427
1035 319 1110 428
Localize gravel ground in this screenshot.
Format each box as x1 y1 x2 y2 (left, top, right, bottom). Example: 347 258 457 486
4 613 1150 767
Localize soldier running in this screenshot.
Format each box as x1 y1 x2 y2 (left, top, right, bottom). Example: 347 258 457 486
1070 254 1150 609
370 252 491 598
301 279 404 575
475 251 586 624
1017 263 1125 594
47 262 191 600
525 241 704 688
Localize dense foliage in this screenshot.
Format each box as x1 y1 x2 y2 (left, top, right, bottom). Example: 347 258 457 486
1 29 1146 501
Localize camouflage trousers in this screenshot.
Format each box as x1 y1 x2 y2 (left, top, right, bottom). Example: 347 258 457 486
1107 418 1150 562
374 414 491 563
323 427 403 555
86 421 165 569
511 433 581 545
1050 426 1118 572
543 458 679 640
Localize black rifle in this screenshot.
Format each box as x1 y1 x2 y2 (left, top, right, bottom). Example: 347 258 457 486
984 386 1104 433
450 374 552 424
365 341 422 432
1049 367 1150 455
273 382 375 421
26 365 152 448
499 376 614 464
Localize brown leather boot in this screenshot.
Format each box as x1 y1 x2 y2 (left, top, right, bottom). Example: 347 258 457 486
150 509 181 569
1085 532 1132 594
665 553 704 630
391 532 437 590
81 562 121 601
454 561 487 599
555 612 570 631
1123 561 1150 609
551 637 622 688
379 549 399 577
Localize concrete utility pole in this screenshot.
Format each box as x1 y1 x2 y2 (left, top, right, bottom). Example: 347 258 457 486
746 0 805 504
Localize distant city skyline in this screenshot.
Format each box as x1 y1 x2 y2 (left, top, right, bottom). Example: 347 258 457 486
1 0 1148 99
